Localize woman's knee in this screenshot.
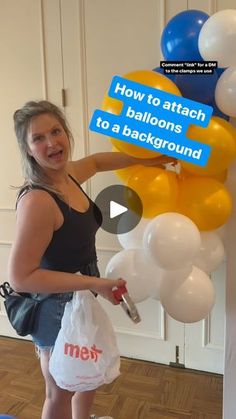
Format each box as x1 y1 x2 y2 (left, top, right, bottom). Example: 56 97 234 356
46 384 73 404
39 348 74 402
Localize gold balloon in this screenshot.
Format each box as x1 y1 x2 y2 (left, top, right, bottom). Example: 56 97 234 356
110 138 159 159
178 167 192 181
103 70 182 159
111 145 144 182
115 164 143 184
102 70 181 113
212 169 228 183
179 166 228 183
122 69 182 93
177 177 232 231
127 167 179 218
181 117 236 176
111 146 119 152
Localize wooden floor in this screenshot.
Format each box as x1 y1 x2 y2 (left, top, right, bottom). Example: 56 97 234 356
0 336 222 419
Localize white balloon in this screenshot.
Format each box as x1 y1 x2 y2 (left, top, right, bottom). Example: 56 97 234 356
215 225 227 243
194 231 225 273
105 249 160 303
150 264 192 301
117 217 149 249
198 10 236 67
143 213 201 270
160 264 193 287
160 266 216 323
135 251 163 300
215 65 236 117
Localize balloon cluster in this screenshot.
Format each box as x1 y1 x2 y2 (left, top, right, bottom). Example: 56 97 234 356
104 9 236 323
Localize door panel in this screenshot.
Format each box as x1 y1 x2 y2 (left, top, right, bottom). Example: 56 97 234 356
185 263 226 373
0 0 63 336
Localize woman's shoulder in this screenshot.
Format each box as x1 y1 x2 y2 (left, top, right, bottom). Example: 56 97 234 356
14 188 61 247
67 157 96 184
17 187 56 211
16 188 59 230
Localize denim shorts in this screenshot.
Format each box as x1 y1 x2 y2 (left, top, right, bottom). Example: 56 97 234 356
31 260 100 351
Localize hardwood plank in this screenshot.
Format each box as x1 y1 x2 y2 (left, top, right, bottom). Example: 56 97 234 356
0 337 223 418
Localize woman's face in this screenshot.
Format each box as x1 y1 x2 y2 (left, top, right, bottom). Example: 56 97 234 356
27 113 70 175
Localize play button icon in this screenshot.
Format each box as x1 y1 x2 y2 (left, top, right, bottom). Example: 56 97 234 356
95 185 143 234
110 201 128 219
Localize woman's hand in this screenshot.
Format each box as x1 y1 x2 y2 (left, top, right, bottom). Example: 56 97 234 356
91 277 127 305
143 155 178 168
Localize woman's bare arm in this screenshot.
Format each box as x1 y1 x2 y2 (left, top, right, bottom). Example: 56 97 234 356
68 152 177 184
7 190 125 303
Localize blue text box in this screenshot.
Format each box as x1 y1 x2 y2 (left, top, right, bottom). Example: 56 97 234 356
89 75 213 166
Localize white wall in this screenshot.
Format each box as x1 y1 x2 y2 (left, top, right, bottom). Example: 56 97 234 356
224 152 236 418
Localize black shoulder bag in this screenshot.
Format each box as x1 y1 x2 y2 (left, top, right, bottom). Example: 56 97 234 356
0 282 40 336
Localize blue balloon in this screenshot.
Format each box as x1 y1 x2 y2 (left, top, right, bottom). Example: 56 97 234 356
174 71 219 104
153 66 177 82
161 10 209 61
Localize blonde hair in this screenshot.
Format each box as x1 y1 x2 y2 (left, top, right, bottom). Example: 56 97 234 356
13 100 74 198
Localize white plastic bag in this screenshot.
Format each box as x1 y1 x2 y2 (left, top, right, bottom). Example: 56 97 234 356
49 290 120 392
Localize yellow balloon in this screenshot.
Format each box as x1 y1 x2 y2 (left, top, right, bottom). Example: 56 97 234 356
103 70 182 159
111 146 144 182
110 138 159 159
178 167 192 181
181 117 236 176
127 167 179 218
179 166 228 183
212 169 228 183
115 164 143 184
102 70 181 113
177 177 232 231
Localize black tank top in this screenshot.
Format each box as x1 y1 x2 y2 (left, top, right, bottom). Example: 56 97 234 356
21 176 102 273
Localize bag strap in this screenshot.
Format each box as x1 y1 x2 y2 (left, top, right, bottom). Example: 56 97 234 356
0 282 13 298
0 282 48 301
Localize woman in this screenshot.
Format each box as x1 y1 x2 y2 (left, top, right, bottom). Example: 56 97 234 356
8 100 176 419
